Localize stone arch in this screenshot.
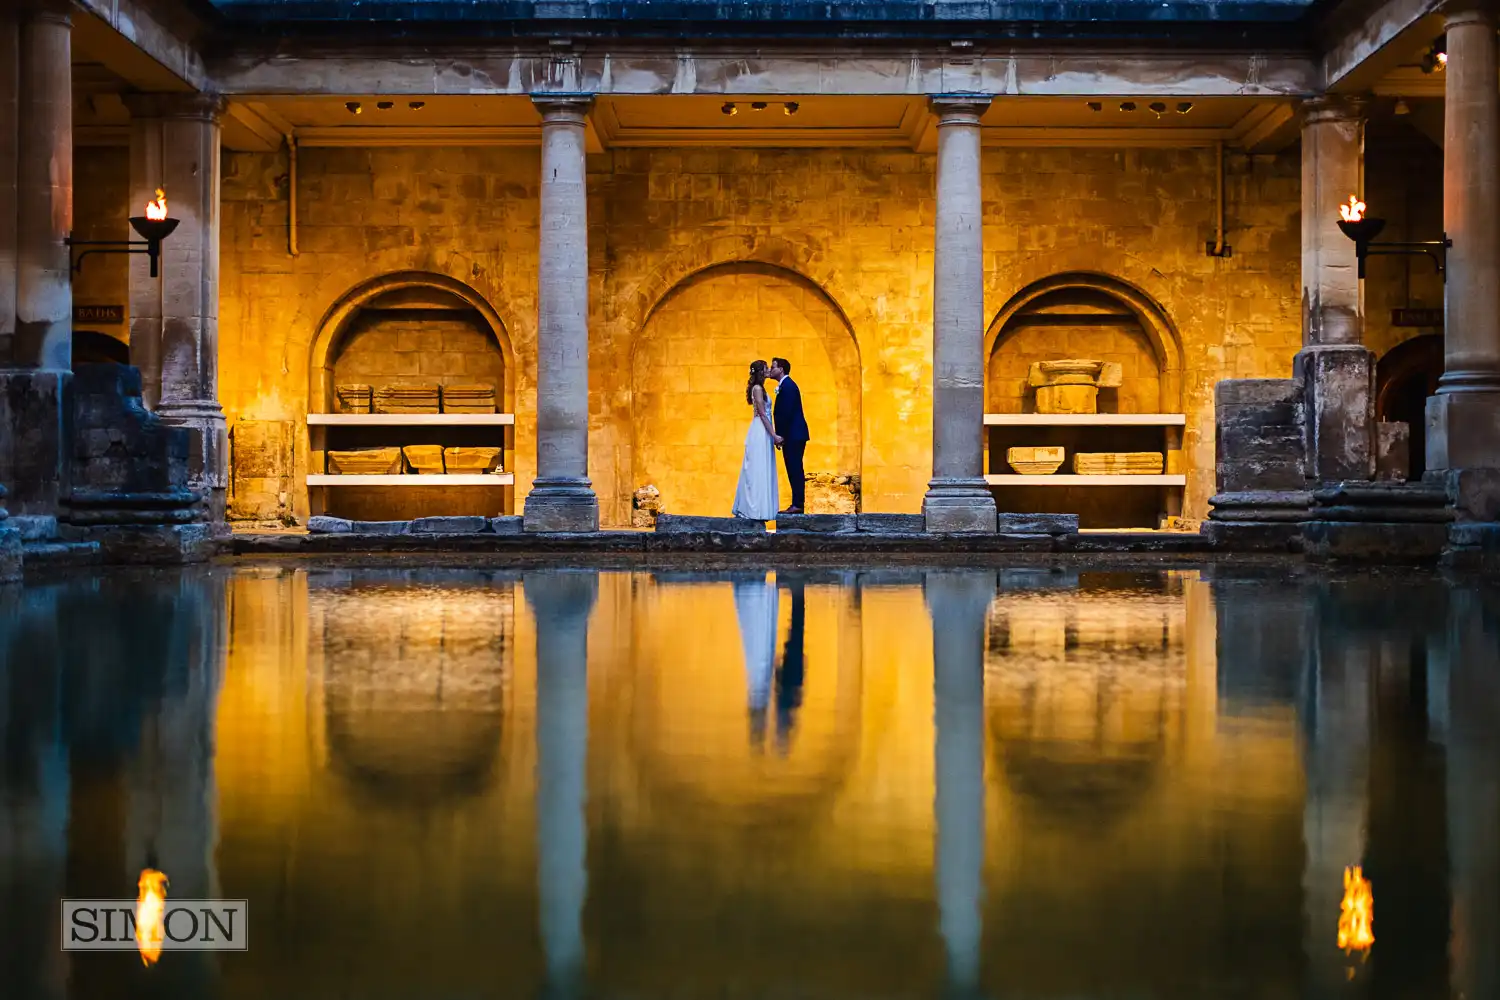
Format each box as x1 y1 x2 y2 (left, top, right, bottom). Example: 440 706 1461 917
1376 333 1443 481
629 255 864 516
308 270 518 415
986 271 1185 413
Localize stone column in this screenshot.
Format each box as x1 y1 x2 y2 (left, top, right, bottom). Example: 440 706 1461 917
1300 603 1373 996
0 0 71 518
1428 0 1500 512
527 572 596 997
124 94 228 517
923 96 997 534
524 96 598 533
0 7 18 365
926 570 993 996
1296 96 1376 482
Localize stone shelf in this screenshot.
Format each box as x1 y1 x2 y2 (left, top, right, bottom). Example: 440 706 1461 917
307 413 515 426
983 413 1185 426
307 474 515 486
985 474 1186 486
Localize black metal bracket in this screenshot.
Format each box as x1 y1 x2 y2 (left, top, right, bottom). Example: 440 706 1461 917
63 237 164 278
1355 237 1452 281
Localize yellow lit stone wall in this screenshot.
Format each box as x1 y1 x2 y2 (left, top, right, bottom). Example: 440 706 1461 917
217 143 1316 526
72 148 131 352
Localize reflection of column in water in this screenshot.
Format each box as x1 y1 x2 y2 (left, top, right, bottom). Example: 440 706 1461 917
1299 607 1372 995
528 573 597 998
124 573 228 995
926 571 994 997
0 588 70 1000
1444 591 1499 1000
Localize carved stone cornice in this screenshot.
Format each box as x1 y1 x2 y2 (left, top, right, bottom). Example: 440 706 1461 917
122 92 227 124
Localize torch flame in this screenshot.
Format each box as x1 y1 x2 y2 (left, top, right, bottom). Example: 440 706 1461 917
145 189 168 222
1337 865 1374 954
135 869 169 967
1339 195 1366 224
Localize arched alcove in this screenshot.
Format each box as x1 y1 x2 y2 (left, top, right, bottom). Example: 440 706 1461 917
986 273 1184 415
985 273 1186 530
1376 334 1443 482
73 330 129 366
631 262 861 516
308 272 518 520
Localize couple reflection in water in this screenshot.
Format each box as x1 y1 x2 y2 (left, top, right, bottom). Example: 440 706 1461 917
732 573 806 755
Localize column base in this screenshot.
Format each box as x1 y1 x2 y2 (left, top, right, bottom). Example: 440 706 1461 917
922 479 998 533
523 478 600 533
1427 389 1500 481
157 397 228 502
1295 344 1376 482
60 523 217 565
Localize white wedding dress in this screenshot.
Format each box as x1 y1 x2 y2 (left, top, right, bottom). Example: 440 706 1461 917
733 575 778 713
731 389 779 520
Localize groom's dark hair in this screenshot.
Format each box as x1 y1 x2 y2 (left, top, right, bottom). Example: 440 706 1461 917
773 357 792 375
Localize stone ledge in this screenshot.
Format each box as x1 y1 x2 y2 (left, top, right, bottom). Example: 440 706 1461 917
19 540 103 571
654 514 766 534
1302 520 1449 564
776 513 857 533
855 513 924 533
410 515 490 534
996 512 1079 535
8 515 59 542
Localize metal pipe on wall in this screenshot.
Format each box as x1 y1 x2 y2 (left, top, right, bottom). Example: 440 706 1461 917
285 132 298 257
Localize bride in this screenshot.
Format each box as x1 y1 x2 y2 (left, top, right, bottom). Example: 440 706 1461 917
731 359 781 520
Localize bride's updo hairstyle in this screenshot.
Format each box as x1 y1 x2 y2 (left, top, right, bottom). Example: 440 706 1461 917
745 360 768 405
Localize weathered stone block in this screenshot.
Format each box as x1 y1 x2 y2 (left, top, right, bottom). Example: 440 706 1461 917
489 516 524 535
0 369 70 514
307 515 353 534
8 515 58 541
523 485 600 533
0 527 20 584
1302 520 1449 563
1216 378 1302 408
857 512 925 533
996 512 1079 535
654 514 767 533
1376 422 1410 482
83 524 217 565
1296 345 1375 482
776 513 856 532
410 515 488 534
1426 390 1500 474
1442 468 1500 522
1207 491 1312 522
350 520 410 534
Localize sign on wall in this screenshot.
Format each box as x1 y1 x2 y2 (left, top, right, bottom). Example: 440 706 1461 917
1391 308 1443 328
74 304 124 324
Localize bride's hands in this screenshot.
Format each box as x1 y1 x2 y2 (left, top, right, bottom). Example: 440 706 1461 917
774 435 784 447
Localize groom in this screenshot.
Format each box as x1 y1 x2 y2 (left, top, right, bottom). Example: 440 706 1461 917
769 357 809 514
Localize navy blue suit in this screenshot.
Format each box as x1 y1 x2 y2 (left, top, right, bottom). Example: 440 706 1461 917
774 377 810 510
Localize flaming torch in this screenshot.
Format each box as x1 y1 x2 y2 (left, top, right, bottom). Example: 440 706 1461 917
126 188 179 279
1337 865 1375 955
1338 194 1366 223
144 188 168 221
135 869 169 967
1336 195 1387 279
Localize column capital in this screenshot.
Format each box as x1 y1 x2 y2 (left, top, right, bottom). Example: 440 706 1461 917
19 0 72 27
531 93 594 124
1301 94 1370 126
1439 0 1498 27
929 94 991 126
122 92 226 123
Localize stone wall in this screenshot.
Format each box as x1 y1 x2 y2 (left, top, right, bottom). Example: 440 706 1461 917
332 307 505 393
217 143 1307 528
72 148 131 354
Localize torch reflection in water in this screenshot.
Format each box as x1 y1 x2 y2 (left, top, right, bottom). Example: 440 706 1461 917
1337 865 1374 955
135 869 169 966
144 189 168 221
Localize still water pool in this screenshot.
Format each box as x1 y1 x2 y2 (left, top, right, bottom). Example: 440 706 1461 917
1 565 1496 1000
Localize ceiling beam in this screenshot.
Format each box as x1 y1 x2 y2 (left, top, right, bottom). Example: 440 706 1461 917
1320 0 1441 92
71 0 210 92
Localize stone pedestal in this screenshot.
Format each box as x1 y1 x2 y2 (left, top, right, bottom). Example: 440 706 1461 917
526 572 596 999
125 94 228 518
923 96 996 534
1301 481 1451 563
61 364 212 563
1297 345 1376 483
524 96 599 534
1206 378 1309 547
1428 3 1500 491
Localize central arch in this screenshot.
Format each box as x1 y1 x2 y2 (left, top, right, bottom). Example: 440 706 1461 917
631 262 862 516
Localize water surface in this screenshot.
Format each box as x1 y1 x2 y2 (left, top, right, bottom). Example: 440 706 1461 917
1 565 1496 1000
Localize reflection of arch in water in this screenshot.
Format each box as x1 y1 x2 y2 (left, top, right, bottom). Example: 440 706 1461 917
313 579 514 807
1376 334 1443 482
623 579 865 832
631 262 861 516
985 595 1180 827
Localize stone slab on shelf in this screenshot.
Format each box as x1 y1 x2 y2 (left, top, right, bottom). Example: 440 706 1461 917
654 514 767 533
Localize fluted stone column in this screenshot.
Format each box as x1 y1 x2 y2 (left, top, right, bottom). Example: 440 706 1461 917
527 572 596 997
1300 608 1372 996
124 94 228 517
524 96 598 533
924 97 997 533
926 570 994 996
1296 96 1376 482
1428 0 1500 509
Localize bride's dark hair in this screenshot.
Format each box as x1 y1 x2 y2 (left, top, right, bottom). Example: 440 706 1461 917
745 359 768 405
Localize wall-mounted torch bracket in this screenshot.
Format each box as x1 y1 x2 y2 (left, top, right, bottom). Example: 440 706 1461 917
1337 216 1451 282
65 216 180 279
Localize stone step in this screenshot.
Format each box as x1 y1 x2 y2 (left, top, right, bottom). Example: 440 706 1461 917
775 513 856 533
653 514 766 533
